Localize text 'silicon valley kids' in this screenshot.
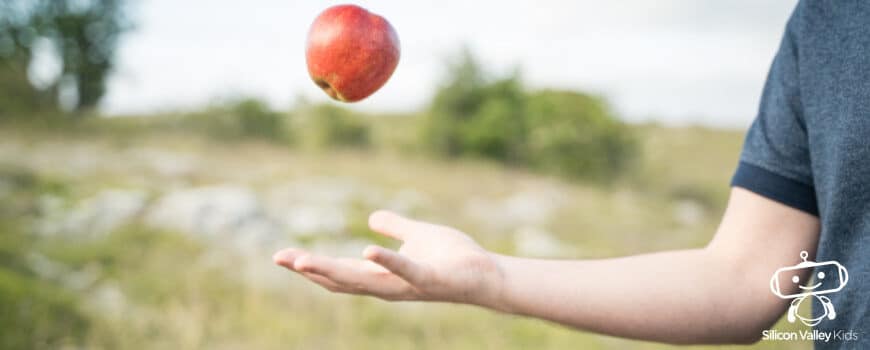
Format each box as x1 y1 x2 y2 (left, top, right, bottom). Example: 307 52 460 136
770 251 849 327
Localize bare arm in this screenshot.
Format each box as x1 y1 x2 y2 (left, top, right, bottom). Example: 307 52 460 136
490 187 819 343
273 187 819 344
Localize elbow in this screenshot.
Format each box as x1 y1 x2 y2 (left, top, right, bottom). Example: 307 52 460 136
701 245 793 345
708 298 786 344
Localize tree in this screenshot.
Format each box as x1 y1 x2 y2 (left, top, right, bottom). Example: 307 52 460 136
0 0 130 115
0 0 55 116
39 0 129 111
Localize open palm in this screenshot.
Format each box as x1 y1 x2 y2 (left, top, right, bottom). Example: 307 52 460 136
273 210 502 305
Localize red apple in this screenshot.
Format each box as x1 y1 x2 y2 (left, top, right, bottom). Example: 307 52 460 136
306 4 400 102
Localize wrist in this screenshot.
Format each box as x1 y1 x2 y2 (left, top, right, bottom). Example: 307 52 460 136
473 252 513 313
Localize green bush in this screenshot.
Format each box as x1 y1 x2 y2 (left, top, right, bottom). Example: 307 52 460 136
458 78 527 162
232 98 287 140
0 169 88 349
422 50 526 163
420 50 636 181
0 266 89 350
176 97 291 142
302 103 371 148
0 60 57 119
525 90 636 181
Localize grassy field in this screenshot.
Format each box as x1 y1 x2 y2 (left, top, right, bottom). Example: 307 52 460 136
0 121 812 349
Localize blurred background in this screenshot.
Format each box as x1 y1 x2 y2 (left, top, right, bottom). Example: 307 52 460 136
0 0 810 349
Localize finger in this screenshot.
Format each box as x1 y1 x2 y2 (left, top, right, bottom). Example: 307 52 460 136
273 248 309 270
368 210 428 241
363 245 426 286
301 272 344 292
295 255 387 283
274 250 347 291
294 254 410 297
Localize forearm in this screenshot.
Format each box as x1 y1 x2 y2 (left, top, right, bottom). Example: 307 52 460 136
462 189 821 344
483 248 777 344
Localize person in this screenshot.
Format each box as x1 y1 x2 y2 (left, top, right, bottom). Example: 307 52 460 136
273 2 867 348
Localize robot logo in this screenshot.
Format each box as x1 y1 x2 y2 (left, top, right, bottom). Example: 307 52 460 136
769 251 849 327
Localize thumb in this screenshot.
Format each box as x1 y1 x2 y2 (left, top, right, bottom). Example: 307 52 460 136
363 245 426 285
368 210 425 241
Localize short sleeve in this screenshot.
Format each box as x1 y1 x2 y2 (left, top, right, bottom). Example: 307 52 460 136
732 4 818 216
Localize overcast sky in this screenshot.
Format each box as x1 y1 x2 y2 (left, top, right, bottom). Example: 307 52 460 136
99 0 798 127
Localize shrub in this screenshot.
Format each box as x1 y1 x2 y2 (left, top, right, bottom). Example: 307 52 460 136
0 265 89 350
420 49 636 181
422 50 526 163
0 169 88 349
0 60 57 119
303 103 370 148
176 97 291 142
525 90 636 181
232 98 288 140
458 78 527 162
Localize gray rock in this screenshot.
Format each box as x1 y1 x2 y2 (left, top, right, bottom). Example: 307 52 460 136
514 225 570 258
465 187 568 231
145 185 264 237
385 188 432 213
87 283 127 318
264 178 377 237
129 148 199 178
37 189 147 237
674 199 705 226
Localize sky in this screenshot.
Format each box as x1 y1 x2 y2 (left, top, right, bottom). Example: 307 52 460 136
98 0 799 128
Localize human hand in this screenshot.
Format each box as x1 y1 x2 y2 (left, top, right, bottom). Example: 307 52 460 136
273 210 503 306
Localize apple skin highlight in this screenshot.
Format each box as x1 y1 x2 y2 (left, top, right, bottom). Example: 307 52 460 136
306 4 400 102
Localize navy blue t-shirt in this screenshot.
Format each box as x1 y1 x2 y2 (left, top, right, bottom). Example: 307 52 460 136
731 1 869 348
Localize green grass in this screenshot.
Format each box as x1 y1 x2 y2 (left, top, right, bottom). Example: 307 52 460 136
0 121 811 350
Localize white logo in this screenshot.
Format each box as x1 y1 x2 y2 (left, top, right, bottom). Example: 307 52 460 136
770 251 849 327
